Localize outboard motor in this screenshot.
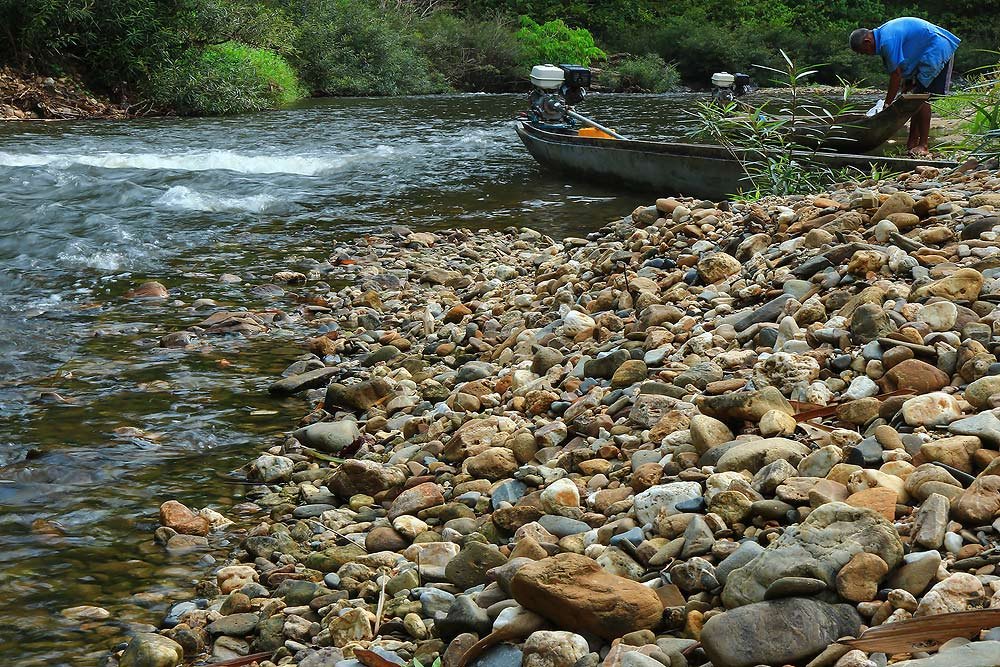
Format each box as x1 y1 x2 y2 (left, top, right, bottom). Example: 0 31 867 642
711 71 756 104
527 64 591 130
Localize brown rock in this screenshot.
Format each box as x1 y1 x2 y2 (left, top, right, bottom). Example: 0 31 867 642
465 447 518 480
388 482 445 521
836 552 888 602
159 500 210 536
697 253 741 284
696 387 794 422
442 417 508 462
328 459 406 498
920 436 980 473
914 191 947 217
845 487 897 521
882 345 914 370
443 304 471 323
951 475 1000 524
836 398 881 425
366 526 409 552
511 553 663 640
493 505 544 531
126 281 169 298
911 268 984 302
631 463 664 493
881 359 949 393
611 360 648 389
886 212 920 229
871 192 915 223
648 411 691 441
510 535 549 560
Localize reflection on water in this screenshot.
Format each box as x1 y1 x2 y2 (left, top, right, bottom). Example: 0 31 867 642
0 93 694 665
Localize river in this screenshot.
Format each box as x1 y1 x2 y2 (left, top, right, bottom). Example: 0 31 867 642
0 93 697 665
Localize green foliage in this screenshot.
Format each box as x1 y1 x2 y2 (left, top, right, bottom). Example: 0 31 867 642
292 0 447 96
418 12 524 91
411 658 442 667
604 54 680 93
149 41 304 115
1 0 995 115
515 16 605 68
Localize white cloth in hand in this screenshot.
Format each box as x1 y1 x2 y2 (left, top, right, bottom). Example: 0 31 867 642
865 99 885 117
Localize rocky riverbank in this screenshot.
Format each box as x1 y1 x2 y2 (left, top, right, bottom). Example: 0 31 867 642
0 67 131 120
113 163 1000 667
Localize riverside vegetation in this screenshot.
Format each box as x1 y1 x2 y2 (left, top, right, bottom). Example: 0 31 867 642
1 0 998 117
101 158 1000 667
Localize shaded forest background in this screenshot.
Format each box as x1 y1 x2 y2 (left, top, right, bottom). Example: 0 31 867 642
0 0 995 114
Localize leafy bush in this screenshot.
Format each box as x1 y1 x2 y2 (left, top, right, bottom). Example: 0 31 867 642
604 54 680 93
515 16 605 68
419 12 524 91
293 0 447 96
149 41 304 115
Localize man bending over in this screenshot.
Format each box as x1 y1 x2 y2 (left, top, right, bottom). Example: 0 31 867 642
850 17 960 157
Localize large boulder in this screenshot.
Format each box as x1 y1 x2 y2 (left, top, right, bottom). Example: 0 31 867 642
510 553 663 640
722 502 902 607
701 598 862 667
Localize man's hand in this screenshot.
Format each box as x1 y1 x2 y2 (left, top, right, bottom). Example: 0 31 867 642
885 67 902 106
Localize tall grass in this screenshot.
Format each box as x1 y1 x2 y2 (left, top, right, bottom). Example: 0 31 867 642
603 54 680 93
149 42 305 116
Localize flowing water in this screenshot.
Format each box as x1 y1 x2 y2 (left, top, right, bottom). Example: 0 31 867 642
0 93 696 665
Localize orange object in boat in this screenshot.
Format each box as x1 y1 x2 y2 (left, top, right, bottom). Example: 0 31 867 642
577 127 617 139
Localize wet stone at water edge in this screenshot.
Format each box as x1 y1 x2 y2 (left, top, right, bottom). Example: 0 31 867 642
110 164 1000 667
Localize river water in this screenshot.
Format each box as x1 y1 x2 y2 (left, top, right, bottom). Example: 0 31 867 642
0 93 697 665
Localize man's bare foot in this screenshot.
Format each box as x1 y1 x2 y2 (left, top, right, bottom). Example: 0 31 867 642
908 146 931 158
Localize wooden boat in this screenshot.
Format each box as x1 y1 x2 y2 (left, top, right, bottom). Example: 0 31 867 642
788 93 931 153
516 121 957 199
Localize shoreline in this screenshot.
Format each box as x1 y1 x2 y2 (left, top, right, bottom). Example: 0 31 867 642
0 63 885 124
114 165 1000 667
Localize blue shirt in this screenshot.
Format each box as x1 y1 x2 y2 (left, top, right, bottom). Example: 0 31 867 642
874 17 960 86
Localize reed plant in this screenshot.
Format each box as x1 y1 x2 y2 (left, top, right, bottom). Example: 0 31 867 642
688 50 872 198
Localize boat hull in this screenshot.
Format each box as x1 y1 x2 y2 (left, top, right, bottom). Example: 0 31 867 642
516 121 957 199
792 94 929 153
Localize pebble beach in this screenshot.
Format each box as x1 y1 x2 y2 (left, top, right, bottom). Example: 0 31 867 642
105 161 1000 667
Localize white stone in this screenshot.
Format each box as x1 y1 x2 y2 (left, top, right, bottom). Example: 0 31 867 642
216 565 257 594
901 393 962 426
917 301 958 332
249 454 294 483
634 481 703 525
915 573 985 616
523 630 591 667
561 310 596 337
843 376 879 400
392 515 430 539
540 477 581 513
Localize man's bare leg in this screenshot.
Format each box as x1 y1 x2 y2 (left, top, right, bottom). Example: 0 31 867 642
908 102 932 155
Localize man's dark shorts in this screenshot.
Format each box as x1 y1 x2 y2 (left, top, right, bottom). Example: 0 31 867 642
909 58 954 96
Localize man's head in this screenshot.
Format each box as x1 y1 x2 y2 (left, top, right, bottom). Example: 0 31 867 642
850 28 876 55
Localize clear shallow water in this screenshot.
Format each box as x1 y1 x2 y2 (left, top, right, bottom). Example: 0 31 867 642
0 93 694 665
